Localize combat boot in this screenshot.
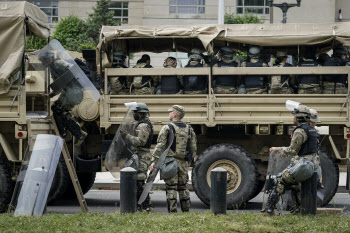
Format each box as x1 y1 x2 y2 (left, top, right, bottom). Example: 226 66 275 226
180 198 190 212
167 199 177 213
261 189 279 215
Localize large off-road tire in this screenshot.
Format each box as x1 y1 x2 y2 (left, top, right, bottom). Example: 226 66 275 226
0 157 14 212
62 172 96 199
47 156 70 203
317 150 339 207
192 144 259 209
249 179 265 200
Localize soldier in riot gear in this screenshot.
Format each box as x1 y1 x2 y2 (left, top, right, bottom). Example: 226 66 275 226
130 56 158 95
109 51 129 95
213 46 239 94
261 102 320 215
183 48 208 94
269 51 294 94
241 46 268 94
121 102 154 212
160 57 183 94
297 47 321 94
322 45 350 94
317 53 330 66
38 50 87 146
150 105 197 213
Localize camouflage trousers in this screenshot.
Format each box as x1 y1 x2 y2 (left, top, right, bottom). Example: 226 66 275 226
184 89 207 94
110 77 128 94
110 89 129 95
132 87 156 95
276 154 320 195
213 86 238 94
164 159 190 212
322 82 348 94
297 84 321 94
268 87 294 94
245 87 268 94
136 151 153 210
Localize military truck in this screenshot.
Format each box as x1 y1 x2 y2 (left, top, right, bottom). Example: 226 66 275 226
96 23 350 209
1 2 350 210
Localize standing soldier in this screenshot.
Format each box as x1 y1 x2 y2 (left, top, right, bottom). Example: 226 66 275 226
213 46 239 94
160 57 183 94
131 56 158 95
241 46 268 94
121 103 154 212
297 47 321 94
322 45 349 94
150 105 197 213
183 48 208 94
269 51 294 94
261 102 320 215
109 51 129 95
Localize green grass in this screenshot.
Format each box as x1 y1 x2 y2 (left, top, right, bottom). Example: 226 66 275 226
0 212 349 233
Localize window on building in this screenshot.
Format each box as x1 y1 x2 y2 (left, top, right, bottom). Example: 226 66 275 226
110 2 129 24
29 1 59 23
169 0 205 14
236 0 269 15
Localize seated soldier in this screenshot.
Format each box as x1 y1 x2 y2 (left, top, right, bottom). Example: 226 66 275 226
241 46 268 94
297 47 321 94
130 55 158 95
183 48 208 94
269 51 294 94
213 46 239 94
160 57 183 94
109 51 129 95
322 45 349 94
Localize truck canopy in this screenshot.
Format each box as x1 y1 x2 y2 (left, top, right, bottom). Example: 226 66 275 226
97 23 350 69
0 1 50 94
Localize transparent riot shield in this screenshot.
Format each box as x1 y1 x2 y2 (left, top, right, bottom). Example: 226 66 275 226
30 39 100 108
262 151 292 213
105 104 138 178
12 134 63 216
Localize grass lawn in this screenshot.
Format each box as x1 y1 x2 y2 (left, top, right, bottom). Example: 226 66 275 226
0 211 349 233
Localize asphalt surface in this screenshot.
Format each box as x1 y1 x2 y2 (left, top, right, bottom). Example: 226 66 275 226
47 190 350 215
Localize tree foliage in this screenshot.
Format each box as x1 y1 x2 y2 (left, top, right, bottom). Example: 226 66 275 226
25 36 47 50
82 0 120 45
224 12 262 24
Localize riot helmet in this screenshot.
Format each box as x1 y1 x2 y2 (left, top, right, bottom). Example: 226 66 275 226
248 46 260 58
113 51 126 65
219 46 234 59
304 47 316 60
309 109 320 123
188 48 203 61
131 102 149 113
286 100 310 122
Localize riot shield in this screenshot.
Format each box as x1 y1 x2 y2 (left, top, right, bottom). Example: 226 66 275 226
12 134 63 216
262 151 292 213
105 103 138 178
30 39 100 108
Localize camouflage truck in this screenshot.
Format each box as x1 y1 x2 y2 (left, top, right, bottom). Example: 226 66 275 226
96 23 350 209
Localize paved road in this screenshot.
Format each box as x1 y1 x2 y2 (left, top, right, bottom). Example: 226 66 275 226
47 190 350 215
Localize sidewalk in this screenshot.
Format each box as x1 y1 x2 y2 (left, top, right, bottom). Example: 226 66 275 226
92 170 348 193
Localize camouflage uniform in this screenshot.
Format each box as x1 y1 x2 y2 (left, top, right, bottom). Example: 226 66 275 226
297 59 321 94
183 57 208 94
322 82 348 94
213 59 239 94
241 58 268 94
124 115 153 210
109 65 129 95
152 105 197 212
269 63 294 94
131 63 158 95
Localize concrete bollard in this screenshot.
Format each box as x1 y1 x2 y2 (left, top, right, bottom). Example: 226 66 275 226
210 167 227 214
300 172 318 215
120 167 137 213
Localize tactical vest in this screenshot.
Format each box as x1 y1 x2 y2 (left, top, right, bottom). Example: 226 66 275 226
135 118 153 149
184 63 207 91
161 76 181 94
141 64 153 87
243 62 266 88
297 61 320 84
292 124 318 156
323 57 348 84
215 61 238 87
168 121 191 159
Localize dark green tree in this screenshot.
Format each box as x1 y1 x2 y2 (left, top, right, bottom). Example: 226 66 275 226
224 12 262 24
25 36 47 50
82 0 120 45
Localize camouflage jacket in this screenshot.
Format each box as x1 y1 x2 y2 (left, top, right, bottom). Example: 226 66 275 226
277 127 308 157
152 120 197 162
125 118 152 153
131 62 159 88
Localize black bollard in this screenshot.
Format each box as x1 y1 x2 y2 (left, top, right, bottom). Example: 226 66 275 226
300 172 318 215
210 167 227 214
120 167 137 213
